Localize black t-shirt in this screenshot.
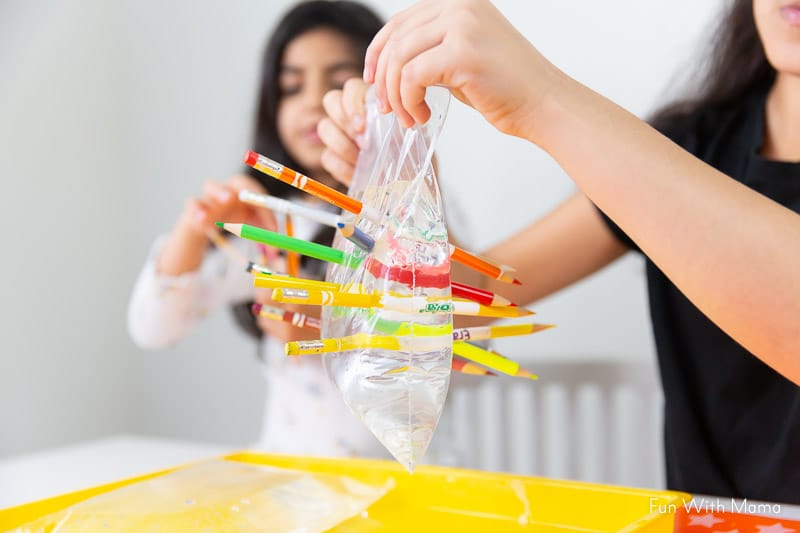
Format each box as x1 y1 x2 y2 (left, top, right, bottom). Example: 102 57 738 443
599 85 800 503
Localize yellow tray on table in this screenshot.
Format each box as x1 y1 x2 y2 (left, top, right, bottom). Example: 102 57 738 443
0 452 690 532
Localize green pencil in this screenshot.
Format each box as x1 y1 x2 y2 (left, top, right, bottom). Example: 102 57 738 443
216 222 362 267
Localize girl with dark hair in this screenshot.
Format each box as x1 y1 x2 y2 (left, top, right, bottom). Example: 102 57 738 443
128 1 387 458
320 0 800 501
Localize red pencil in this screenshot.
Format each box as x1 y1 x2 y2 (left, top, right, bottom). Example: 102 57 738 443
245 150 522 284
452 357 497 376
451 281 515 307
252 303 321 330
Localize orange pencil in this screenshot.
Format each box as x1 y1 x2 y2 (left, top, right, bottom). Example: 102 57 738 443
452 357 497 376
449 245 521 285
284 213 300 277
245 150 362 215
245 150 522 284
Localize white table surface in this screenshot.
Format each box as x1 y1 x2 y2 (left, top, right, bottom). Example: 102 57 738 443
0 434 231 509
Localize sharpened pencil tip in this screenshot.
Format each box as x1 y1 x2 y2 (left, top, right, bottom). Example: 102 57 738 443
513 278 522 285
215 221 224 229
336 221 345 228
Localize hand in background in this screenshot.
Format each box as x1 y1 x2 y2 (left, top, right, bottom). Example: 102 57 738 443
158 175 279 276
180 174 278 237
318 78 370 187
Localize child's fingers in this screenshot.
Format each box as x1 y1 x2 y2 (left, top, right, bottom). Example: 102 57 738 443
228 174 267 195
321 148 355 187
247 204 279 232
226 197 278 231
222 175 277 230
200 181 239 224
399 47 447 125
364 0 435 83
203 180 234 206
382 19 443 127
379 14 441 127
341 78 369 133
322 89 351 133
369 1 438 116
364 15 396 84
182 197 215 233
317 117 359 167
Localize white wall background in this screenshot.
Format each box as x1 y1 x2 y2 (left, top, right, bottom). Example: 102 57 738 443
0 0 725 458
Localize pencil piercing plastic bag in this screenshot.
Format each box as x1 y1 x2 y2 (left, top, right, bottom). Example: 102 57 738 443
321 87 453 472
8 460 394 532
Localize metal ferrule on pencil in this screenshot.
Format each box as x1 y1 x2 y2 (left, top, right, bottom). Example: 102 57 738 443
254 153 283 173
282 288 310 299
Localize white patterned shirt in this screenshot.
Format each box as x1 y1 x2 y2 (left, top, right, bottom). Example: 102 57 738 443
127 208 385 458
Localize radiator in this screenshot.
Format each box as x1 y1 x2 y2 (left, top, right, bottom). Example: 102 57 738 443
427 358 665 489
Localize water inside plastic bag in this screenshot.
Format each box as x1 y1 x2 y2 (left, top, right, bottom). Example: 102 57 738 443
323 87 452 472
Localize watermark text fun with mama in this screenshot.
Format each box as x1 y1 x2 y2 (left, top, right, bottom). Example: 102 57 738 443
651 497 782 515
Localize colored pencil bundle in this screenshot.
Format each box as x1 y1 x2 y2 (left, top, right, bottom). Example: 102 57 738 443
215 153 557 382
218 89 548 472
249 303 513 377
285 334 540 380
270 287 531 319
244 151 521 284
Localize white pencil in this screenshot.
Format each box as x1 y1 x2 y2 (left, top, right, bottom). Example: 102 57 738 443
239 190 340 228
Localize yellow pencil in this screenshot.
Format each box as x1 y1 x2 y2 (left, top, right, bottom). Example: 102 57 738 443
255 276 534 320
285 335 496 377
451 323 554 342
254 275 520 311
452 342 538 380
286 334 537 379
271 288 534 318
253 273 340 291
286 333 450 355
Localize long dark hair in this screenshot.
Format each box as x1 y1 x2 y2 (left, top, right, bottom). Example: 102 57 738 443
232 1 384 340
650 0 775 131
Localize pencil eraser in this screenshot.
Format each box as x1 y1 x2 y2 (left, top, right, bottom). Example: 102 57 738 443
244 150 258 166
251 303 262 314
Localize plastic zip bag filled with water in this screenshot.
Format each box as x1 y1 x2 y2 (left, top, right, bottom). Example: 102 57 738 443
322 87 453 472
